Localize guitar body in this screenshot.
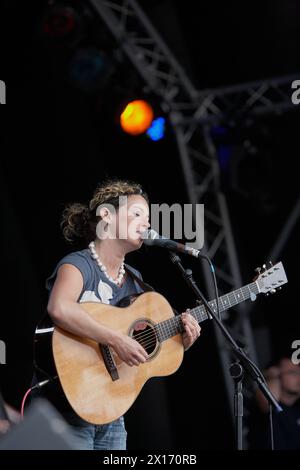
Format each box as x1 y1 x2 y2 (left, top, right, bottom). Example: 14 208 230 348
33 260 288 425
51 292 184 424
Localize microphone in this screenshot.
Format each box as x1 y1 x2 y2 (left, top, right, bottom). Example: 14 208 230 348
141 229 203 258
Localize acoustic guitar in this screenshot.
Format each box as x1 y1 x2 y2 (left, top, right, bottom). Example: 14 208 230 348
34 261 287 424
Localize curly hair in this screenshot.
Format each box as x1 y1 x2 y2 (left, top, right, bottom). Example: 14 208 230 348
61 178 148 243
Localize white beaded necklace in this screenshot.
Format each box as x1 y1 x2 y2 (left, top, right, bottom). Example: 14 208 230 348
88 241 126 286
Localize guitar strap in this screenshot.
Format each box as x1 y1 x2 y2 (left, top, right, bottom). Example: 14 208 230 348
124 265 155 293
124 265 180 316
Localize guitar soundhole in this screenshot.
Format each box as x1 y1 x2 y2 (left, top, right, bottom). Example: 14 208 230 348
130 320 158 357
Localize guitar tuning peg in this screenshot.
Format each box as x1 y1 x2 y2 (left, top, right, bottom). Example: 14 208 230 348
270 289 276 294
269 261 273 267
262 264 267 270
255 267 262 274
265 292 269 296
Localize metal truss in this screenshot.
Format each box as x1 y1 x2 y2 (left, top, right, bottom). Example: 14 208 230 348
88 0 299 448
88 0 199 107
191 74 300 124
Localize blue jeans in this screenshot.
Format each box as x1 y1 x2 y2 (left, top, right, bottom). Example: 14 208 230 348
65 412 127 450
30 383 127 450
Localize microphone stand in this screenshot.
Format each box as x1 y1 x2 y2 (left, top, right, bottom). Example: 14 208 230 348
168 250 282 450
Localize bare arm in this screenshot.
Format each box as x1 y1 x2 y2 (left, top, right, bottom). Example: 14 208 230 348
47 264 148 366
0 403 21 435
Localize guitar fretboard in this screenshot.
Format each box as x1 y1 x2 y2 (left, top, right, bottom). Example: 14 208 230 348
155 281 259 341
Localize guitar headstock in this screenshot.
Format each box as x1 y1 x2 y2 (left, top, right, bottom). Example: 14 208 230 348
255 261 288 294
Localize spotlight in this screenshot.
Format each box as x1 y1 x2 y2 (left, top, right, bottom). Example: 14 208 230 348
146 117 166 141
69 47 114 92
120 100 154 136
41 5 83 45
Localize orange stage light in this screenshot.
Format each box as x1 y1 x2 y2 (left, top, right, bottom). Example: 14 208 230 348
120 100 154 135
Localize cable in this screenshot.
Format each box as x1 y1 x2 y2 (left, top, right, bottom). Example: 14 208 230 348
269 403 275 450
200 254 272 388
20 388 32 419
33 360 53 383
20 378 54 419
201 254 221 321
198 251 280 450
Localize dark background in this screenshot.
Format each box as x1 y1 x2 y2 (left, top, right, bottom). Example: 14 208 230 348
0 0 299 450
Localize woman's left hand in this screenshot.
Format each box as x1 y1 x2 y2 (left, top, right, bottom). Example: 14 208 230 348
181 311 201 351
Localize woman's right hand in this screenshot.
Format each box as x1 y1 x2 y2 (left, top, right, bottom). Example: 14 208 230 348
109 332 149 367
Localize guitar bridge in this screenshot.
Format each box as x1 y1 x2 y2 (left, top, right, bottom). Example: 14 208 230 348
99 345 119 381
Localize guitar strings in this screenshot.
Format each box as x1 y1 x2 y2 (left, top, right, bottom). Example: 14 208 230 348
133 285 258 345
131 316 184 344
132 329 158 345
131 305 210 345
130 323 181 351
138 335 161 350
132 323 169 343
133 330 159 350
138 338 156 351
133 285 258 347
123 283 261 350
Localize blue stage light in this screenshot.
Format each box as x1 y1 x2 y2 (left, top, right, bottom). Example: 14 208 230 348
69 47 113 92
146 117 165 141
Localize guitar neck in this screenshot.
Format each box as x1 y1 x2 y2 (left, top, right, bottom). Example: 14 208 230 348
157 281 259 342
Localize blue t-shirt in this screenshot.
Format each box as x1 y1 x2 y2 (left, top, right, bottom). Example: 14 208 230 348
33 249 146 419
46 248 145 305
